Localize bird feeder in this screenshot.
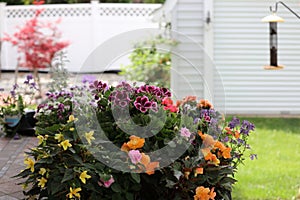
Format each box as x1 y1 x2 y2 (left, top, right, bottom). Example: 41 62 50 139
262 13 284 70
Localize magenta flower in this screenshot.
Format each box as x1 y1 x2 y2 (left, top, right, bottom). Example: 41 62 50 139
134 96 152 113
128 150 142 164
180 127 191 138
98 176 115 188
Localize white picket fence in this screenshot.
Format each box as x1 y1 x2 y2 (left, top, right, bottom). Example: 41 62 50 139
0 2 161 72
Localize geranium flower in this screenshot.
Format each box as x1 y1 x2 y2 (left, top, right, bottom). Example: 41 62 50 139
128 150 142 164
134 96 152 113
127 135 145 150
68 187 81 199
37 177 47 188
24 157 35 172
79 171 91 184
194 186 216 200
59 140 72 151
85 131 95 145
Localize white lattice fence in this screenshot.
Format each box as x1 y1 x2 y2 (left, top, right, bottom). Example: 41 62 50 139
0 2 161 72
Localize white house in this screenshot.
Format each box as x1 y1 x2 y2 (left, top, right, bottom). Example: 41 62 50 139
154 0 300 115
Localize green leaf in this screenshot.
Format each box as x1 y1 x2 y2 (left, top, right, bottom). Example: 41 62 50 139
112 193 123 200
130 173 140 183
126 193 134 200
111 183 122 193
61 168 74 183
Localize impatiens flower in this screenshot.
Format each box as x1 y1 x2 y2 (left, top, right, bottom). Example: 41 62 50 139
79 171 91 184
99 176 115 188
59 140 72 151
24 157 35 172
128 150 142 164
194 186 216 200
37 177 47 188
68 187 81 199
85 131 95 145
39 168 47 176
127 135 145 150
54 133 64 142
180 127 191 138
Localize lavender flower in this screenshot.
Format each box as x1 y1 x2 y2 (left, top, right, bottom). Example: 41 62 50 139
228 117 240 129
240 120 255 135
250 154 258 160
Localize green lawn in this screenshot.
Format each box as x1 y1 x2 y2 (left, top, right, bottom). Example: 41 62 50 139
231 117 300 200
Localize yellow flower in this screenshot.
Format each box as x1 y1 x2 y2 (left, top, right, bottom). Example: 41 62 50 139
79 170 91 184
37 135 44 145
54 133 64 142
22 183 28 190
68 187 81 199
85 131 95 145
39 168 47 176
67 115 78 123
24 157 35 172
59 140 72 151
70 127 75 131
37 177 47 188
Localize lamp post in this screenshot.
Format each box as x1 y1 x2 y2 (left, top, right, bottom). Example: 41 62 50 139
262 1 300 70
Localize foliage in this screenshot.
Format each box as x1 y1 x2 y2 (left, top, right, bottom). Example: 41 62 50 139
2 9 69 70
16 80 255 200
231 117 300 200
0 75 38 136
120 37 177 88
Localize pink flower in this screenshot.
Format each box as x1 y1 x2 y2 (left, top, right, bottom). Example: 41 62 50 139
98 176 115 188
128 150 142 164
180 127 191 138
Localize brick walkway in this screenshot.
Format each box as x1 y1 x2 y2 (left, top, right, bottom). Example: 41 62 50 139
0 136 37 200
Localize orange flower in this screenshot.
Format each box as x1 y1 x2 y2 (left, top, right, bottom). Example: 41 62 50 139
214 141 226 152
197 99 213 109
140 153 159 175
181 96 197 105
121 143 130 152
194 167 203 177
201 148 220 166
199 131 216 147
234 130 240 139
225 127 232 135
127 135 145 150
194 186 216 200
222 147 232 159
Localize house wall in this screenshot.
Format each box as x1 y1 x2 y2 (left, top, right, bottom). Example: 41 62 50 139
214 0 300 115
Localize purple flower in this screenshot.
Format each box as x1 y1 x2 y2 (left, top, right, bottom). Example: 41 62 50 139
180 127 191 138
228 117 240 129
134 96 152 113
82 75 96 84
240 120 255 135
128 150 142 164
250 154 257 160
110 90 131 108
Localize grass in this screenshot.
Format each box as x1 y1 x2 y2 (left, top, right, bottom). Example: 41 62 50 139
231 117 300 200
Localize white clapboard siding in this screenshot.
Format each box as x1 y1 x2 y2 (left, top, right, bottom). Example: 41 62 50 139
171 0 205 99
214 0 300 115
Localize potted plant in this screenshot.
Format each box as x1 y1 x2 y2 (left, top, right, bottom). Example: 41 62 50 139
15 80 256 199
0 75 38 137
